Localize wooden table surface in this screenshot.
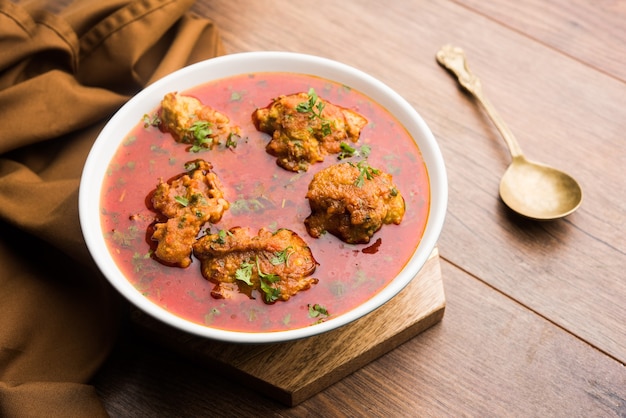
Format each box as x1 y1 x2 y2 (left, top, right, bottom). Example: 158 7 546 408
93 1 626 416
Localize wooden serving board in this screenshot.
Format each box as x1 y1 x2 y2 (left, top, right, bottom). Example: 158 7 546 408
132 247 445 406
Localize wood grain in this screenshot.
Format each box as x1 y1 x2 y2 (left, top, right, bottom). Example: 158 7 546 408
94 260 626 417
453 0 626 83
131 249 445 406
193 0 626 362
89 0 626 415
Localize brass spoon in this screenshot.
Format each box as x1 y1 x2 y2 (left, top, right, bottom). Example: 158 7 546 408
436 44 582 220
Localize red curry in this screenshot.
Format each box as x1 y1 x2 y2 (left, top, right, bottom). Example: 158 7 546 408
100 72 430 332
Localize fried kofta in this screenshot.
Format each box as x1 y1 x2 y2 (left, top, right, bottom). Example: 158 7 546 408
252 88 367 172
193 227 318 303
151 160 229 267
159 92 241 150
305 161 405 244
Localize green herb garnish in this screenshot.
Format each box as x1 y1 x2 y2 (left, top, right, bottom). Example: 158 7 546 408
296 87 321 114
131 251 152 273
296 88 332 136
187 121 213 152
233 256 282 302
184 160 200 171
338 143 372 160
338 142 357 159
109 225 139 247
225 132 239 149
142 113 161 128
174 195 189 207
271 246 293 265
308 304 329 318
256 257 281 302
188 193 207 206
235 260 254 286
214 229 229 245
359 144 371 158
351 160 380 187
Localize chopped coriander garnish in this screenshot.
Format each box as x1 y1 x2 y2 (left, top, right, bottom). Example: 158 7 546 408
351 160 380 187
214 229 229 244
189 121 212 140
296 87 332 137
308 303 329 318
131 251 152 273
235 260 254 286
338 143 372 160
142 113 161 128
260 280 281 303
110 225 139 247
233 256 282 302
225 132 239 149
189 193 207 206
296 87 320 114
184 160 200 171
338 142 357 159
256 257 281 302
187 121 213 152
174 195 189 207
177 215 188 229
320 120 332 136
271 246 293 265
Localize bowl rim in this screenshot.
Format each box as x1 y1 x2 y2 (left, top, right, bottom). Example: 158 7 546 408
79 51 447 344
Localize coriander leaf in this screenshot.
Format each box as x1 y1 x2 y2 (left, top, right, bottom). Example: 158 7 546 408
184 161 200 171
296 87 318 114
189 121 212 140
142 113 161 128
215 229 228 244
353 160 380 187
188 193 207 206
256 257 281 302
174 196 189 206
315 100 325 115
271 246 293 265
187 121 214 152
260 281 281 303
338 142 356 159
320 120 332 136
296 88 332 137
235 261 254 286
225 133 239 149
338 143 372 160
308 303 329 318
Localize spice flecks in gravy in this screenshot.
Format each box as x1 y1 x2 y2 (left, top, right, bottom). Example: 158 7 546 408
101 72 429 332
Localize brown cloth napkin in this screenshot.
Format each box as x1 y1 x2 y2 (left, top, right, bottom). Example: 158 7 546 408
0 0 224 415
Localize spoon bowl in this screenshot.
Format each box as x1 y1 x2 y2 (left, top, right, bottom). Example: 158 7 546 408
499 156 582 220
436 45 583 220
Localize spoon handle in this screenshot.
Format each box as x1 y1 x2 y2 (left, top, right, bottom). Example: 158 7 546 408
436 44 524 159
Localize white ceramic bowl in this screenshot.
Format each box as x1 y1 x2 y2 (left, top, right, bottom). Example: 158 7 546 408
79 51 447 344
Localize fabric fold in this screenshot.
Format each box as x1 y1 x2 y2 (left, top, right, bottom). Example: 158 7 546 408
0 0 225 416
0 0 79 75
